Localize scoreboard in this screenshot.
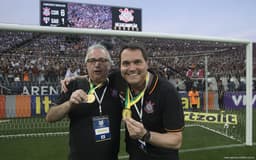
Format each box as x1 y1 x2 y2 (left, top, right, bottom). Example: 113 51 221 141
40 1 68 27
40 1 142 31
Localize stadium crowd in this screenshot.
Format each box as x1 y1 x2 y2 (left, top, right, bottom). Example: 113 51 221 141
67 3 112 29
0 31 255 95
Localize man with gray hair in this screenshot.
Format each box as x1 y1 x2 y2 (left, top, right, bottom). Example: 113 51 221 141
46 44 122 160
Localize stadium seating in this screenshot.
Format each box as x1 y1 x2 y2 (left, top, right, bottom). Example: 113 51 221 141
0 31 255 94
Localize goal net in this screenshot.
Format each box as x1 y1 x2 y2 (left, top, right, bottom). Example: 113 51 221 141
0 24 253 148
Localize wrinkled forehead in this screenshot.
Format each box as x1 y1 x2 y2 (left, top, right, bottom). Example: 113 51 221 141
88 48 108 59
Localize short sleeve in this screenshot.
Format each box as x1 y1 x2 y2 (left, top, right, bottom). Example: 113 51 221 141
161 81 184 131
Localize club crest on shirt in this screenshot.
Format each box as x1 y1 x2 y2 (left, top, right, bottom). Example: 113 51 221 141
110 89 118 98
144 100 155 114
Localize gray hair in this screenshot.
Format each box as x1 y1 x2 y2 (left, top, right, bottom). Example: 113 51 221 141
84 44 113 65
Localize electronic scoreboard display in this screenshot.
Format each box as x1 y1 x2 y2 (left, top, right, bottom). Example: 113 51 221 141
40 1 142 31
40 1 68 27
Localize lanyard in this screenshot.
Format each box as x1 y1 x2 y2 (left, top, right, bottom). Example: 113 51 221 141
130 93 144 121
94 86 107 115
124 72 149 120
89 79 108 115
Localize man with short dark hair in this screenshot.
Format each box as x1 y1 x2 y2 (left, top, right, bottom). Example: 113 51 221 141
120 43 184 160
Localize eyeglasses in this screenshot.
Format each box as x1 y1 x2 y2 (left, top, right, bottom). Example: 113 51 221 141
87 58 109 64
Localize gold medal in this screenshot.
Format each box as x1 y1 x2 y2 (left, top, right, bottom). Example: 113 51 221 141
87 94 95 103
122 109 132 119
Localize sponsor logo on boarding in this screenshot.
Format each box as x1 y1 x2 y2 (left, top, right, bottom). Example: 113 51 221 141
184 111 237 125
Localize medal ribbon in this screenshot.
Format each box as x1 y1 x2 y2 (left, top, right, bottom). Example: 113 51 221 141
88 79 104 94
88 79 109 115
124 72 149 110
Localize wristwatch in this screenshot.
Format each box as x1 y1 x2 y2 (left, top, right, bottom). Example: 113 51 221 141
142 130 151 143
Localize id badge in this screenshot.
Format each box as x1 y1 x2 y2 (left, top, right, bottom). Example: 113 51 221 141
92 116 111 142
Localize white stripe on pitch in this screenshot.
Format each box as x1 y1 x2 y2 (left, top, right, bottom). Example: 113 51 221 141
180 143 256 153
118 143 256 159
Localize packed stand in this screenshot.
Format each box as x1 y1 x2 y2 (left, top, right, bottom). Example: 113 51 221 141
0 31 254 95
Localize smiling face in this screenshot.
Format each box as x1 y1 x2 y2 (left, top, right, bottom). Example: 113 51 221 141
86 47 111 84
120 48 148 91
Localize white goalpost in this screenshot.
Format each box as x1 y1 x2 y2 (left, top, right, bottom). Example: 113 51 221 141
246 42 253 146
0 23 253 146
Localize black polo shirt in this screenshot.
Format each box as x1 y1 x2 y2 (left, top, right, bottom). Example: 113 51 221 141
124 73 185 160
55 78 122 160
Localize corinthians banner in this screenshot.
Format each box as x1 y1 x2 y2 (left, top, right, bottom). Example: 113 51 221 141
112 7 142 31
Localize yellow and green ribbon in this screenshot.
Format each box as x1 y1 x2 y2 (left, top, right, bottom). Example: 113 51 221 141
88 79 104 94
124 73 149 110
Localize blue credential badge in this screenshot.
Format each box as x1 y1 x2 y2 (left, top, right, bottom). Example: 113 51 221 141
92 116 111 142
